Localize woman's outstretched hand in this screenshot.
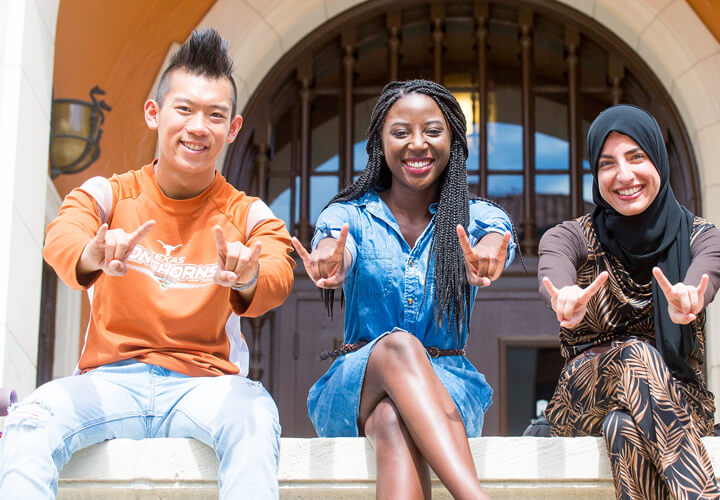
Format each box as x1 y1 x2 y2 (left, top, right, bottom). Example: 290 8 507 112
652 267 709 324
291 224 351 289
542 271 609 328
456 226 511 288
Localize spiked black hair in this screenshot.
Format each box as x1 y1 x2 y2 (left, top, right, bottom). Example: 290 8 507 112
323 79 514 340
156 28 238 116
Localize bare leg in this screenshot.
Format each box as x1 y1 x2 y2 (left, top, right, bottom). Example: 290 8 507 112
364 398 431 500
358 331 489 500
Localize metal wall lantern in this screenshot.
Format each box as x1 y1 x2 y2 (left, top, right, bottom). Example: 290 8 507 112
49 86 111 178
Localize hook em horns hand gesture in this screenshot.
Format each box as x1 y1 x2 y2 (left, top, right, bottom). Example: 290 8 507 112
78 220 156 278
542 271 609 329
456 226 511 288
213 225 262 289
652 267 709 325
291 224 350 289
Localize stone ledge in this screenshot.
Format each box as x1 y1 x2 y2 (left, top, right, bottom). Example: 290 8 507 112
55 437 720 499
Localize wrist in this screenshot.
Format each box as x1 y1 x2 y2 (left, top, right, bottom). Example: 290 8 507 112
77 245 100 275
231 262 260 291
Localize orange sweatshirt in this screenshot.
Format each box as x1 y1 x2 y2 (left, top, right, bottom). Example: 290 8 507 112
44 163 295 377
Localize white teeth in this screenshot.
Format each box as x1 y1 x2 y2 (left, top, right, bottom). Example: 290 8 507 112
617 187 641 196
183 142 205 151
406 160 431 168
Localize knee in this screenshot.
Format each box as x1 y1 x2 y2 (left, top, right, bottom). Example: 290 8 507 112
616 340 662 365
224 379 280 440
1 399 62 463
613 340 672 386
5 399 53 430
364 398 406 443
374 330 426 366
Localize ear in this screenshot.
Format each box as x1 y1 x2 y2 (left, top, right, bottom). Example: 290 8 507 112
144 100 160 131
226 115 243 144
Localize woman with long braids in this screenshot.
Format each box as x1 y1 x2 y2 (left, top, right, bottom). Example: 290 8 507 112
292 80 516 499
539 104 720 499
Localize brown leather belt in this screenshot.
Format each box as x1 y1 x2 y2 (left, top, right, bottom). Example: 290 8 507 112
569 337 700 371
569 340 626 364
318 340 465 361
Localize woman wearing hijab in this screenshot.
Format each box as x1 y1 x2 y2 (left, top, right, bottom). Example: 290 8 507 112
538 104 720 500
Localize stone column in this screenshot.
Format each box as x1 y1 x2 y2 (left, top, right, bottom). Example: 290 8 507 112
0 0 58 401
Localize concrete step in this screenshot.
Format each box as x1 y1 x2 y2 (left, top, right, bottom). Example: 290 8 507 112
55 436 720 499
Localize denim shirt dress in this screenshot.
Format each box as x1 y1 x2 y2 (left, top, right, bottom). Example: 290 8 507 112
306 189 516 437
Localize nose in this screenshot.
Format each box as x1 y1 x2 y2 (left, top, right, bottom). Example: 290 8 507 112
186 113 210 136
615 159 634 183
407 132 427 151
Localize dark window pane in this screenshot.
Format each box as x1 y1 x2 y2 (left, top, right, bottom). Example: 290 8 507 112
488 175 522 232
311 96 339 173
268 176 292 230
536 132 569 171
468 174 480 197
354 140 368 174
466 123 480 175
311 175 339 223
506 346 564 436
536 174 569 195
583 173 594 207
533 16 566 86
535 96 569 171
488 175 522 197
488 87 522 172
315 152 339 173
353 97 375 172
535 174 569 236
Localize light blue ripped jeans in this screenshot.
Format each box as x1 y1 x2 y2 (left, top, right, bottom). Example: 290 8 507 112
0 359 280 499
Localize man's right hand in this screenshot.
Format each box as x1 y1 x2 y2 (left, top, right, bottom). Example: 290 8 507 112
291 223 350 289
542 271 608 329
77 220 155 278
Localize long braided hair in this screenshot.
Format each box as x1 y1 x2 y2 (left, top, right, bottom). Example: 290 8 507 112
323 79 482 339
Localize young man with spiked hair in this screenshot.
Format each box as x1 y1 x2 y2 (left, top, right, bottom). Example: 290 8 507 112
0 28 294 499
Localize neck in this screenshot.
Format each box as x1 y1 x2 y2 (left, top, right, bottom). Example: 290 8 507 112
153 159 216 200
380 183 439 223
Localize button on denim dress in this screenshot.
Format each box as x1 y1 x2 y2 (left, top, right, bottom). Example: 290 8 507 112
306 189 516 437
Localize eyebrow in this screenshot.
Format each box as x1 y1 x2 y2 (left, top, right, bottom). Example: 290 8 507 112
599 147 642 159
388 119 446 127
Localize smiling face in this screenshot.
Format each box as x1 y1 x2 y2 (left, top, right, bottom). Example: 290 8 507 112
381 92 451 196
144 68 242 197
597 131 661 216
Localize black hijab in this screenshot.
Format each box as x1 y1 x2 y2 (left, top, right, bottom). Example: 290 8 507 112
588 104 697 382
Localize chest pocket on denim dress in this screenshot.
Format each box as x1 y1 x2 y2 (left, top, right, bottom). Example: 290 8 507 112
355 248 394 298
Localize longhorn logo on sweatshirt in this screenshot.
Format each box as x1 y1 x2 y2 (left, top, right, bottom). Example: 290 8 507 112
126 242 217 290
157 240 182 256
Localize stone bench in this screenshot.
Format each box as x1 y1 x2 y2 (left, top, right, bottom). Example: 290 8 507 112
49 436 720 499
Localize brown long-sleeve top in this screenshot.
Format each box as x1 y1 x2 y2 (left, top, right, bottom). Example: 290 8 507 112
537 214 720 363
44 163 295 377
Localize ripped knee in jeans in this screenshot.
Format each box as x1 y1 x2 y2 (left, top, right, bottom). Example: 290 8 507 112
6 401 53 428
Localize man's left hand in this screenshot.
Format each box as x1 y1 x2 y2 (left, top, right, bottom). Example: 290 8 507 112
213 225 262 288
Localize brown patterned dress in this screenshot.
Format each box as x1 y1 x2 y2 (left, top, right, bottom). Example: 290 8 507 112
539 214 720 500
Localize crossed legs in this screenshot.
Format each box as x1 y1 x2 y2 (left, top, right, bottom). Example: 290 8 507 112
358 330 489 500
548 340 720 500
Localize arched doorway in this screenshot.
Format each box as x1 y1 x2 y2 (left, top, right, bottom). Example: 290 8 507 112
224 0 700 436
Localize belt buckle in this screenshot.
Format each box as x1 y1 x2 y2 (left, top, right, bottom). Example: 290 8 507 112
427 346 440 358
